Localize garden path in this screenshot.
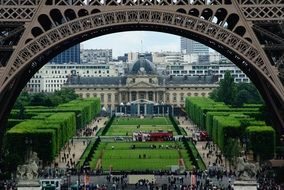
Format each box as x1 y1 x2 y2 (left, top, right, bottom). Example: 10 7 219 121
52 117 108 169
177 116 230 171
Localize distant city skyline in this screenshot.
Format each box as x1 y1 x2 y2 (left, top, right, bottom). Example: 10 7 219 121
82 31 180 58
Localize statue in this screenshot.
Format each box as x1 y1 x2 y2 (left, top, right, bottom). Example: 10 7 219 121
236 157 258 180
16 152 39 180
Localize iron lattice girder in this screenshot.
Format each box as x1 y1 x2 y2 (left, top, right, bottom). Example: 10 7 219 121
2 8 283 98
0 26 25 44
253 24 284 44
264 44 284 50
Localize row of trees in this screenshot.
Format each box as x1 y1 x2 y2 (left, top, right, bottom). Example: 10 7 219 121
185 97 275 166
13 88 78 109
209 71 263 107
4 97 101 174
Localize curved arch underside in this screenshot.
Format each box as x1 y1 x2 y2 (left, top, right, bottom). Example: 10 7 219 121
0 3 283 134
3 9 283 101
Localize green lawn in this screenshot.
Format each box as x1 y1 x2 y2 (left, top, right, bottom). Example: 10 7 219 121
90 142 192 171
104 116 186 136
112 117 172 125
105 125 176 136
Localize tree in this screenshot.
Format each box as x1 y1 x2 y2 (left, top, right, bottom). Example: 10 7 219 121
216 71 236 105
30 93 48 106
235 83 263 104
233 89 251 107
209 71 263 107
13 91 31 109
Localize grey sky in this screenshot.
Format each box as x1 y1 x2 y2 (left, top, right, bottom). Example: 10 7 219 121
82 31 180 58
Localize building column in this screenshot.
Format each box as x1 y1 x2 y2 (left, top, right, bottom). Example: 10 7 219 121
136 91 139 100
144 104 147 115
146 91 149 101
154 91 156 102
138 103 140 115
163 92 166 103
119 92 122 103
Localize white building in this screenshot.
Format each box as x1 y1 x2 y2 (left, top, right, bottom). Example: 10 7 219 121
168 63 250 83
127 52 139 62
27 63 119 93
80 49 113 64
183 54 199 64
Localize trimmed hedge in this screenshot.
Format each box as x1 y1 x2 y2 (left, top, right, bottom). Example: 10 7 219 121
185 97 261 130
246 126 275 160
212 116 241 152
5 112 77 164
11 98 101 130
5 120 57 163
7 119 24 130
169 115 182 135
101 115 115 136
185 97 275 161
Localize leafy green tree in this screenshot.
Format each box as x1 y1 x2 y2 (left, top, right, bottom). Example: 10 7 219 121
210 71 263 107
13 91 31 109
30 93 48 106
216 71 236 105
233 89 251 107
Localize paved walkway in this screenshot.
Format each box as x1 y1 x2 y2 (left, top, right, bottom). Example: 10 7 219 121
176 116 229 171
52 117 108 169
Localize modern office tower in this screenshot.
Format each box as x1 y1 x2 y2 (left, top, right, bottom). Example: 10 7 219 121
51 44 80 64
180 37 209 55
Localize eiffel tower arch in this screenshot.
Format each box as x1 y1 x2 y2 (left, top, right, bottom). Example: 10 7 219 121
0 0 284 137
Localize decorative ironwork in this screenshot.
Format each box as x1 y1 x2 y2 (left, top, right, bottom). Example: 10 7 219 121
0 0 284 132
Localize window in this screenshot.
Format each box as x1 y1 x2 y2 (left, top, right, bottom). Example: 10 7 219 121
139 93 145 99
173 93 177 101
101 94 104 102
107 94 111 102
131 93 136 101
159 93 163 101
122 93 126 101
180 93 184 101
194 93 198 96
166 93 170 102
148 92 153 101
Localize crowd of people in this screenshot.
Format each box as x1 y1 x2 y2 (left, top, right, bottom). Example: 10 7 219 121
256 165 283 190
0 180 16 190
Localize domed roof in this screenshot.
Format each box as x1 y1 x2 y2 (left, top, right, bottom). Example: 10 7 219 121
130 58 156 75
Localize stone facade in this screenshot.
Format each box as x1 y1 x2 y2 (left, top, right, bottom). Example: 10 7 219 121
64 58 218 110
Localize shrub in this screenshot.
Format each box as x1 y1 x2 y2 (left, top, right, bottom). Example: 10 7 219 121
246 126 275 160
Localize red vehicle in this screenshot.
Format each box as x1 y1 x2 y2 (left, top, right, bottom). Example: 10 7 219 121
199 131 209 141
193 131 209 141
149 131 173 141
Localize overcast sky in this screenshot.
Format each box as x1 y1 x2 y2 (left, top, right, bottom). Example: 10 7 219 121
82 31 180 58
